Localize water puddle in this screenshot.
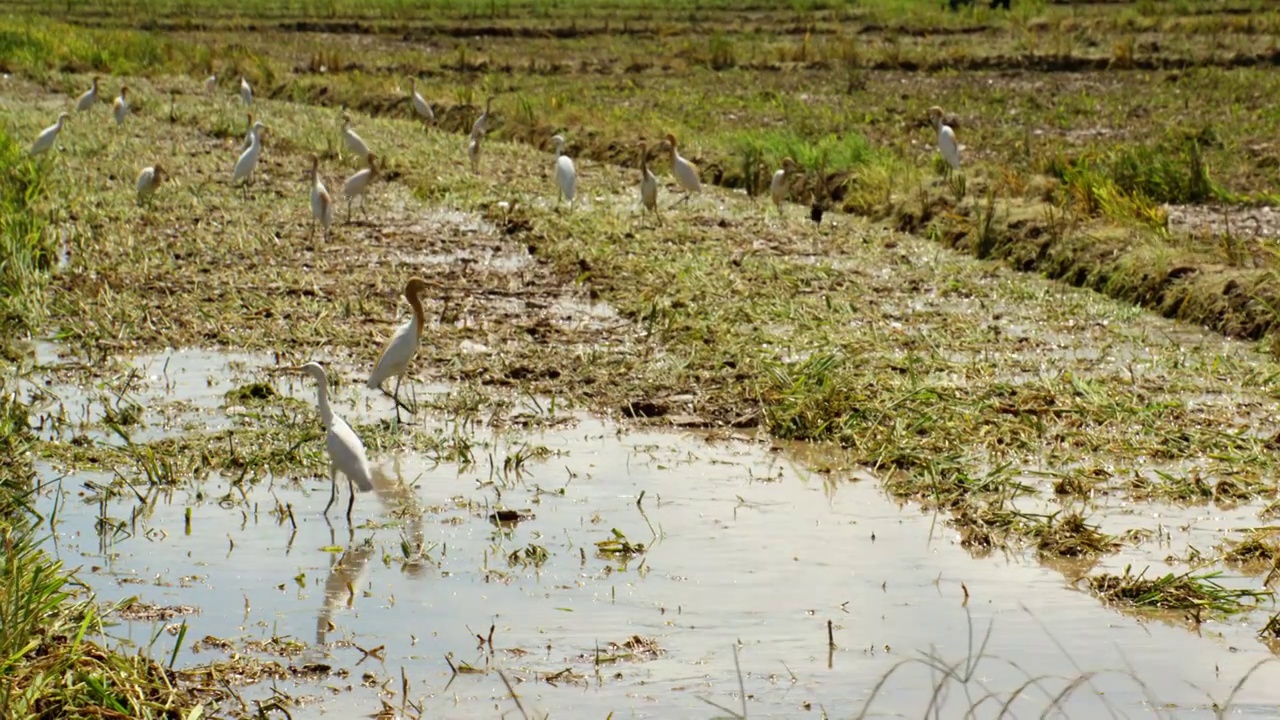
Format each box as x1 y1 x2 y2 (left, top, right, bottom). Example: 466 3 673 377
36 379 1280 718
25 344 276 447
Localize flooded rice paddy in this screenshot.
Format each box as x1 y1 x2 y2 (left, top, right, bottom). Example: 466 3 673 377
24 347 1280 718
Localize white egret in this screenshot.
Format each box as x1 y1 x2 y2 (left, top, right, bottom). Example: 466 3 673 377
929 106 961 173
770 157 797 213
111 85 129 126
638 141 660 222
342 153 378 221
239 76 253 105
204 73 217 94
471 95 494 137
136 164 166 205
663 132 701 205
409 78 434 124
30 113 70 156
75 77 100 112
367 277 430 423
297 362 374 522
467 130 481 174
309 154 334 242
232 120 266 195
341 112 370 161
551 134 577 209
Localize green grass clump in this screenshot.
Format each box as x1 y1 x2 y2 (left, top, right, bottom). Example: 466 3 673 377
0 127 53 359
1046 137 1224 226
0 393 204 718
1088 566 1271 616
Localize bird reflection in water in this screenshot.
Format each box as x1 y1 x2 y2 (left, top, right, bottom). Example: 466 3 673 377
315 456 429 647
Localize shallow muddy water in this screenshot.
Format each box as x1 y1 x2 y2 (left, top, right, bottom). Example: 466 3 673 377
30 351 1280 718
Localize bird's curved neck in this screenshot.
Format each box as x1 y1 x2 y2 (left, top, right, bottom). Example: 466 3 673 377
407 291 426 332
314 377 334 428
668 145 678 163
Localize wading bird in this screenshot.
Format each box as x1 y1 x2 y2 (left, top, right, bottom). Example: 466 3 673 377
471 95 494 137
467 130 482 174
342 153 377 222
410 78 434 124
204 73 217 94
367 277 430 423
232 121 265 196
75 77 100 112
112 85 129 126
239 76 253 105
771 157 797 214
662 132 700 205
297 362 374 523
308 154 333 242
929 106 961 174
552 134 577 209
30 113 70 156
136 164 166 205
639 141 660 222
341 112 370 161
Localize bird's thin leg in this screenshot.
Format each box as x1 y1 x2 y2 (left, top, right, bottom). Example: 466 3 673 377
345 475 355 524
346 198 352 223
674 192 692 207
392 375 402 425
360 194 369 220
379 384 415 416
323 465 338 517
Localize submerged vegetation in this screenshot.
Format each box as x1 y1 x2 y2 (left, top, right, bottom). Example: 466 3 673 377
0 392 204 717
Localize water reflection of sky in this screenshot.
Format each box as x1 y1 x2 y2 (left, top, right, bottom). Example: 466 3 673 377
28 348 1280 718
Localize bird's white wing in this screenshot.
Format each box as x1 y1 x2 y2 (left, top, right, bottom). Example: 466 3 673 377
344 130 369 156
367 318 418 388
312 183 333 225
413 93 433 120
676 160 701 192
31 126 58 155
939 126 961 169
556 156 576 199
233 144 258 183
328 417 374 491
